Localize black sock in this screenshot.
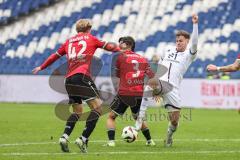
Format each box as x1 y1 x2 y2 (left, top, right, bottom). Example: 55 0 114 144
142 128 151 141
63 113 80 136
81 110 100 139
107 129 115 140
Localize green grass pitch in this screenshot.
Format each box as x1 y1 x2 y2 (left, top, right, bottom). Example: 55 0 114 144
0 103 240 160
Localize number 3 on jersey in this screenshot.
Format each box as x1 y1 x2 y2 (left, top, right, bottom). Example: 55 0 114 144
68 40 87 60
131 60 140 78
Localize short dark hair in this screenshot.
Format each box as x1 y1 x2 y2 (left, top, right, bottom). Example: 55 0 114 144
176 30 190 39
118 36 135 51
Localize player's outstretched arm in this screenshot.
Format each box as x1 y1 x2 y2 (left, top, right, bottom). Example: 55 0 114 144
190 14 198 54
207 59 240 72
32 53 61 74
32 42 66 74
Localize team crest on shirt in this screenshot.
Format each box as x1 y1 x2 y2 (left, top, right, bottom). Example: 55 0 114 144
167 52 176 59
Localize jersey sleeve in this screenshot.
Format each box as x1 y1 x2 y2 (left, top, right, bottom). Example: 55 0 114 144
56 41 67 57
190 23 198 55
93 36 106 48
40 42 67 70
104 42 120 52
237 54 240 59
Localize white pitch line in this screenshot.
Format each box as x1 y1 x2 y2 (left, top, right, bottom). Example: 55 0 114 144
2 150 240 156
0 142 57 147
0 139 240 147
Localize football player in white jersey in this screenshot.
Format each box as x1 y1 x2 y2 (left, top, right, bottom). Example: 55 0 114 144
136 14 199 147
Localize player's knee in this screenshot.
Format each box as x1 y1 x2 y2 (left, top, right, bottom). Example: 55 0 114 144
72 104 83 114
90 105 102 115
87 98 103 114
93 106 102 115
171 120 179 127
108 112 117 120
95 98 103 106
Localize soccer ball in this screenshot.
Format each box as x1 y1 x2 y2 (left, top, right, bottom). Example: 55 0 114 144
121 126 138 143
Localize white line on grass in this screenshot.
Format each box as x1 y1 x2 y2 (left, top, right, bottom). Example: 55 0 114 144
2 150 240 156
0 138 240 147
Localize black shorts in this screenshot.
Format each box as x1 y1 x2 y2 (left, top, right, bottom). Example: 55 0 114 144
110 95 142 119
65 73 99 104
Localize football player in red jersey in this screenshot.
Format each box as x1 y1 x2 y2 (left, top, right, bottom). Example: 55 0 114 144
32 19 119 153
105 36 156 147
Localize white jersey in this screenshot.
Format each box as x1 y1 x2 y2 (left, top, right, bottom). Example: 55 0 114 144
159 46 197 88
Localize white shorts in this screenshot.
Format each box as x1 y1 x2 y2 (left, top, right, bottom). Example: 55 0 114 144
162 87 181 112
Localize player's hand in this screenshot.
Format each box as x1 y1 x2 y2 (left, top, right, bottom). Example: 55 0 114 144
206 64 218 72
32 66 42 74
192 14 198 24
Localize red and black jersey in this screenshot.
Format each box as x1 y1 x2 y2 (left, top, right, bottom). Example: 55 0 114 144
56 33 106 78
115 50 154 96
237 54 240 59
40 33 106 78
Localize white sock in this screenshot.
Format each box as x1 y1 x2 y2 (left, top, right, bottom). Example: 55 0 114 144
62 133 69 140
139 98 149 118
81 136 87 143
135 85 153 130
135 97 149 130
167 123 178 138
